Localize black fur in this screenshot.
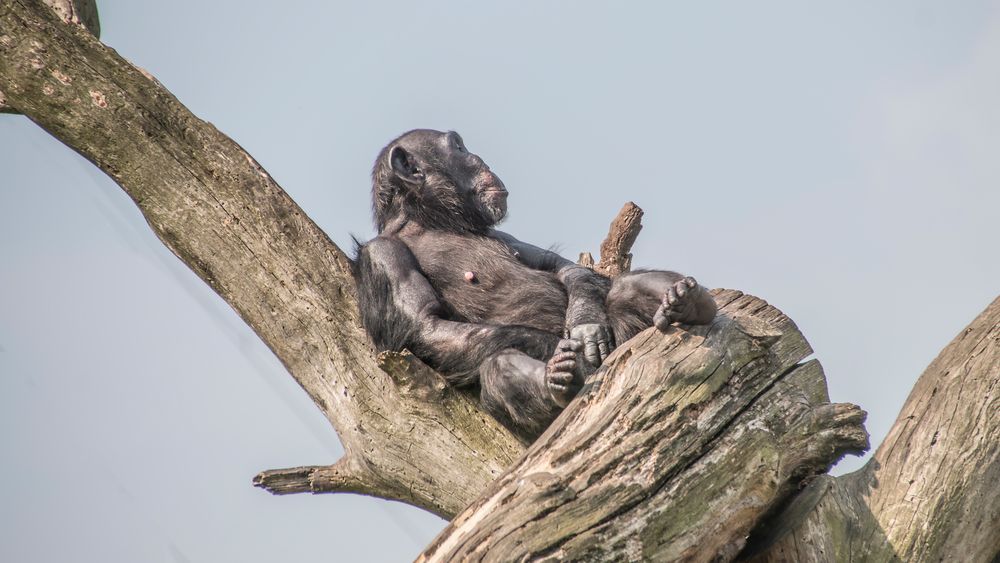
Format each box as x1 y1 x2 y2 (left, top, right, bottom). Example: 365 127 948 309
353 237 417 353
354 236 559 387
353 130 717 441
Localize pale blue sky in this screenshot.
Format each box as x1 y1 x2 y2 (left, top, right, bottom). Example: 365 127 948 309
2 1 998 561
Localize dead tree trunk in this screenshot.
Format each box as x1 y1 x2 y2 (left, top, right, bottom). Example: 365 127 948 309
744 295 1000 562
3 2 998 560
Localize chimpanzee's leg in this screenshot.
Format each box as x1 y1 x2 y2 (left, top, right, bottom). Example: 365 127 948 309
479 350 557 442
606 270 716 345
479 343 585 442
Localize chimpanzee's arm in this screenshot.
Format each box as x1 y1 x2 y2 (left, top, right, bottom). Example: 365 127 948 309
491 230 614 366
355 236 560 386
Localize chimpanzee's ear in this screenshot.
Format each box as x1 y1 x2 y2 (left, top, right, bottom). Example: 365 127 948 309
389 146 424 186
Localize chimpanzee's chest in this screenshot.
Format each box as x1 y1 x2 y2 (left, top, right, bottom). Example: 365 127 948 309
404 232 567 334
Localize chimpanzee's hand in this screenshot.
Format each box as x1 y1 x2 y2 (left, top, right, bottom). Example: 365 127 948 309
653 276 711 329
545 339 585 408
568 323 614 368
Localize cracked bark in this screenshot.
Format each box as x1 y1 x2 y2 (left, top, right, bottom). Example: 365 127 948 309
743 296 1000 562
417 291 868 562
4 2 999 560
596 201 643 277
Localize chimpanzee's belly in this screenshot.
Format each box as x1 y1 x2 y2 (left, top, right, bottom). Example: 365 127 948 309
407 232 567 336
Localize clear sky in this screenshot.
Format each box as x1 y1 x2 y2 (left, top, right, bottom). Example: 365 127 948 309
2 1 998 561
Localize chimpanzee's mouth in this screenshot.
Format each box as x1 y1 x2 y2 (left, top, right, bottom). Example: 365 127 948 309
481 188 508 195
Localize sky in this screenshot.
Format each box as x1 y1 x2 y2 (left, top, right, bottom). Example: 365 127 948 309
1 1 998 562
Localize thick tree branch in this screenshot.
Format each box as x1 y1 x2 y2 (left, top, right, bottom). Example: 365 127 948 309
418 291 869 562
747 295 1000 562
0 0 521 518
0 0 97 113
41 0 98 35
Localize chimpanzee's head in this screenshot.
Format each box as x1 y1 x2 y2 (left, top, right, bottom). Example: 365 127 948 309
371 129 507 233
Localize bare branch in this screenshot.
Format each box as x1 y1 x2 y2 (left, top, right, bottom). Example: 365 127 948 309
595 201 644 277
254 457 379 497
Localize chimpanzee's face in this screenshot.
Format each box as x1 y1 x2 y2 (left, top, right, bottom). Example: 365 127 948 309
382 129 508 231
424 130 508 225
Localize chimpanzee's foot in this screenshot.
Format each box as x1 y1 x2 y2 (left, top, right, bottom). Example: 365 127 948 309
653 277 715 330
545 339 585 407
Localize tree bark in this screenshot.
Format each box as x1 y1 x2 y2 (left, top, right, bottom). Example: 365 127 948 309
418 290 868 562
595 201 643 277
744 296 1000 562
4 2 998 561
0 0 97 113
578 202 644 276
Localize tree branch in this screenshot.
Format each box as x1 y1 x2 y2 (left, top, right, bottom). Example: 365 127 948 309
595 201 643 277
418 291 868 562
578 201 643 275
253 456 378 497
747 295 1000 562
0 0 521 518
0 0 98 113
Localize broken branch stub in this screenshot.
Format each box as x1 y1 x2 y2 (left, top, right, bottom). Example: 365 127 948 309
595 201 644 277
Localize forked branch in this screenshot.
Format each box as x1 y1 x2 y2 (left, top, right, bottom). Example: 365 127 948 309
5 3 998 560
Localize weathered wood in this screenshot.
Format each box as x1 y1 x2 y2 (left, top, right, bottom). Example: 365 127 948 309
0 0 98 113
6 2 999 560
41 0 98 35
595 201 643 277
746 296 1000 562
418 291 868 562
0 0 521 519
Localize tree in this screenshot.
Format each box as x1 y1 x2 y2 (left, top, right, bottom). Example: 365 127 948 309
2 2 997 560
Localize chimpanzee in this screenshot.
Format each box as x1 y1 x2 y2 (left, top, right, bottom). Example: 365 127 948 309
354 129 717 442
